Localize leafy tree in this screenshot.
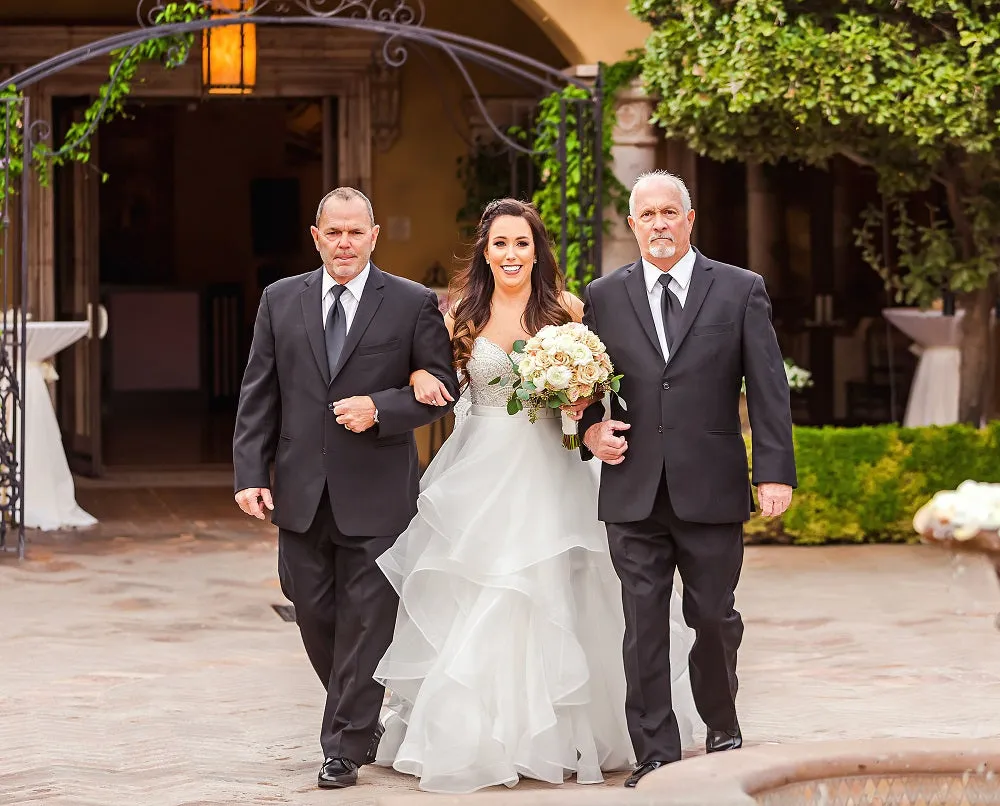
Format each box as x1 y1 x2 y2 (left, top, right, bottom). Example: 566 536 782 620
632 0 1000 424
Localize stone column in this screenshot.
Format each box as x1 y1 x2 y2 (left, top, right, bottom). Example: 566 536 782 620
602 78 658 273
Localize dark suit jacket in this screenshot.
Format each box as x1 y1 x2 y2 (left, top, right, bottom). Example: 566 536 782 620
233 265 459 536
580 249 796 525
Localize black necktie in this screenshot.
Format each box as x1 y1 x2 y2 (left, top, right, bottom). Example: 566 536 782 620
658 274 681 356
325 284 348 376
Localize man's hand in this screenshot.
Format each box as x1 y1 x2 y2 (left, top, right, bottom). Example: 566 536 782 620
583 420 630 464
757 483 793 517
334 395 377 432
236 487 273 520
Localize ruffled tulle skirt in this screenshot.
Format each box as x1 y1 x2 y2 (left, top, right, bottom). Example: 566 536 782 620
374 404 700 793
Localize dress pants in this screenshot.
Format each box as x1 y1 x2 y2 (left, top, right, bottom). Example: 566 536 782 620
606 472 745 764
277 486 398 762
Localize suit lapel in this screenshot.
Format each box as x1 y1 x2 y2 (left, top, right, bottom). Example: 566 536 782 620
623 261 664 361
666 250 714 366
301 268 331 385
329 264 385 384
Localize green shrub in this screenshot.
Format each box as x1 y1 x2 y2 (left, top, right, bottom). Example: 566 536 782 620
744 422 1000 545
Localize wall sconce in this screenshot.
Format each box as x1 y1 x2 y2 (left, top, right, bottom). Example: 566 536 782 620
202 0 257 95
370 55 401 152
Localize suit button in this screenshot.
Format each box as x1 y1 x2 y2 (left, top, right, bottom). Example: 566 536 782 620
327 403 334 411
662 382 670 390
658 426 663 433
322 449 327 455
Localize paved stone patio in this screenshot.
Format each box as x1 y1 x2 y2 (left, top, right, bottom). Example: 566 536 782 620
2 486 999 804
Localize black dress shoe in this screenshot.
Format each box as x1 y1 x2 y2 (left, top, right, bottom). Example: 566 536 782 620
706 726 742 753
318 757 358 789
624 760 668 788
364 720 385 765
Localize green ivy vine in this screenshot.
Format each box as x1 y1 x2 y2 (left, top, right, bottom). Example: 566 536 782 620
0 2 205 214
454 58 641 294
531 57 641 293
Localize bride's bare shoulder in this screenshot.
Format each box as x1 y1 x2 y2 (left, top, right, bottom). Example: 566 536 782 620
560 290 585 323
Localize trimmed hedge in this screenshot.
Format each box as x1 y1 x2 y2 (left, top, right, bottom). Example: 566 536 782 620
745 422 1000 544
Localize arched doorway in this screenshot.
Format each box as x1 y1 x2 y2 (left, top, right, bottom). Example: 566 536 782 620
0 0 604 553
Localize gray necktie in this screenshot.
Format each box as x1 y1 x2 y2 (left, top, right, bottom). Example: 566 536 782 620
325 284 348 376
658 274 681 355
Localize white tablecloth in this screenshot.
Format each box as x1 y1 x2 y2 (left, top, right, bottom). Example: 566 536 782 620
5 322 97 530
883 308 962 427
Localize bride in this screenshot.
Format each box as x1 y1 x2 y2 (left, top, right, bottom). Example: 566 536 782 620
373 198 701 793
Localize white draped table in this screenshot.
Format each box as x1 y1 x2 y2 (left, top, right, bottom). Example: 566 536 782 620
882 308 963 427
5 322 97 530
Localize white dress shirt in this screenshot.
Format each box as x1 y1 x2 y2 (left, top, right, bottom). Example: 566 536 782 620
643 248 695 362
322 263 371 333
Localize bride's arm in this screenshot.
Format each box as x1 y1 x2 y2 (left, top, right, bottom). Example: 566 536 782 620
410 311 457 406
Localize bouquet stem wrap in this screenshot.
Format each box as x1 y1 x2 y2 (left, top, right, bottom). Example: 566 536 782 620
561 411 580 450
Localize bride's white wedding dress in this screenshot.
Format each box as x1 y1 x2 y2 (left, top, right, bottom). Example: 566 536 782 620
373 336 701 793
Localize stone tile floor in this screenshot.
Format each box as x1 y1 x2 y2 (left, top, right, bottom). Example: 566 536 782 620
1 485 999 804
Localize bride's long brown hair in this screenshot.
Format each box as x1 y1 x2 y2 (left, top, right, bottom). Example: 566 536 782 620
450 199 571 385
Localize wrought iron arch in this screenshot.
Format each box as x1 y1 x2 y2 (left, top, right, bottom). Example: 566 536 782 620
0 0 605 558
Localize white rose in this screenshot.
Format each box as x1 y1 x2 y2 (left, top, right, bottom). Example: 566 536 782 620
518 355 537 377
555 333 578 351
532 371 548 390
569 343 593 366
545 365 573 390
536 325 559 338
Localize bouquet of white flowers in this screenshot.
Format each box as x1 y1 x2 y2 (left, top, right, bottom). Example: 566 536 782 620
490 322 624 449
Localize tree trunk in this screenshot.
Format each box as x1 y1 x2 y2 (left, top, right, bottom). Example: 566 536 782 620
958 283 996 426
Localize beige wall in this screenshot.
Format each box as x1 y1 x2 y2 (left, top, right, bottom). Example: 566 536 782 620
511 0 651 64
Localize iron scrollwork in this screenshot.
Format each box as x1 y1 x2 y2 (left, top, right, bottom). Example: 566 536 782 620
0 96 27 559
0 0 605 554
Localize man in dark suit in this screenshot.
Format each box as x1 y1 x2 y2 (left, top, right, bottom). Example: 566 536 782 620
579 171 796 788
233 187 458 789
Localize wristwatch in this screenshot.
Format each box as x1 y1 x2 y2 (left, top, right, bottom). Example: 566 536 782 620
372 407 379 425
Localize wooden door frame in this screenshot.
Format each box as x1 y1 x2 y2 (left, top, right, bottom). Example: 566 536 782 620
0 23 378 322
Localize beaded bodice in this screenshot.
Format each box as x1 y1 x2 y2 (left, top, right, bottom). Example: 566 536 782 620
466 337 517 407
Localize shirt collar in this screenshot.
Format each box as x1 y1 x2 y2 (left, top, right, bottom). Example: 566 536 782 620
643 247 695 294
322 262 371 300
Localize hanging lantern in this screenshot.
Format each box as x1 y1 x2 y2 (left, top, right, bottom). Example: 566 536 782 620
202 0 257 95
